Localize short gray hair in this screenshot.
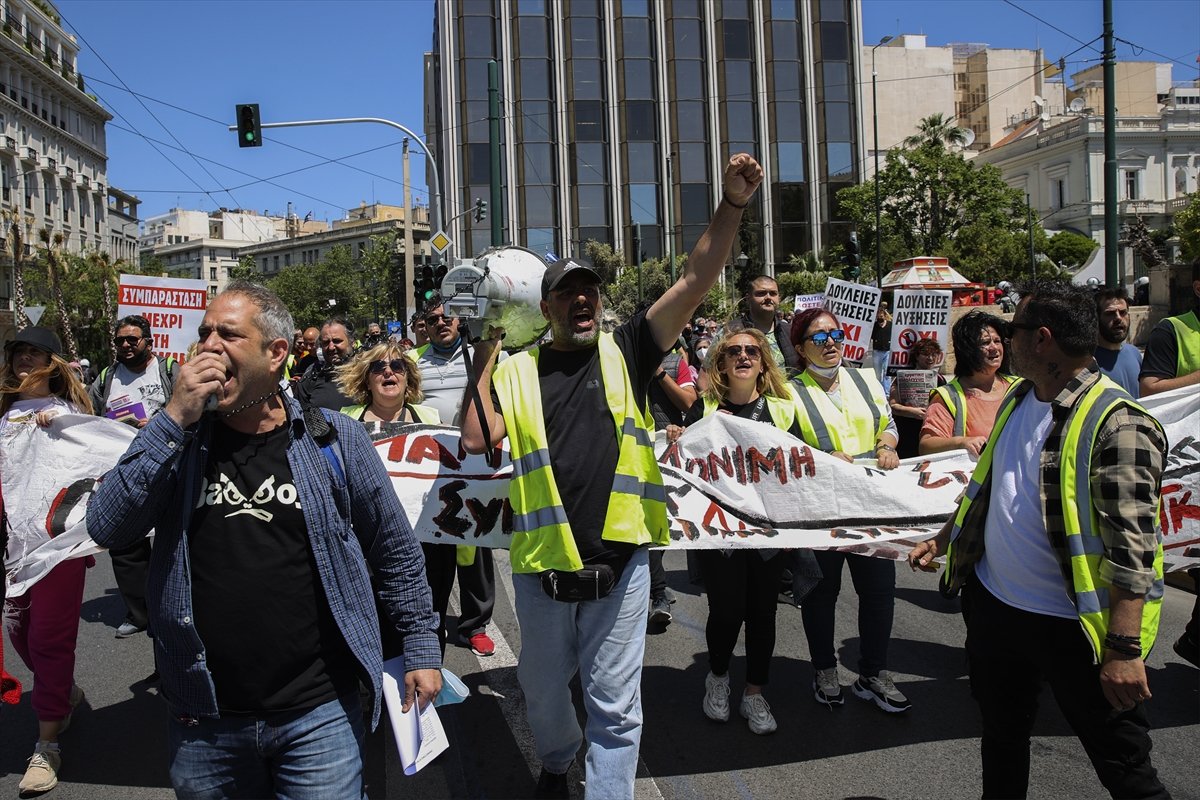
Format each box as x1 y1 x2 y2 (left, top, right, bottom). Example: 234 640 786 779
221 280 295 347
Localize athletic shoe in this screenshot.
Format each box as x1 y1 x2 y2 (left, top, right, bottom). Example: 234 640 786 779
534 767 570 799
852 671 912 713
739 692 778 735
649 596 672 624
702 671 730 722
19 741 61 795
1174 632 1199 668
468 632 495 657
58 684 85 734
813 667 844 707
115 621 145 639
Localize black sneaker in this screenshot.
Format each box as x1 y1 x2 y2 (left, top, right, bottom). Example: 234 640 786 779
535 768 570 799
1174 633 1199 668
649 596 672 624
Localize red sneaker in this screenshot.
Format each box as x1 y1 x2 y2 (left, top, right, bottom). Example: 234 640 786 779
468 632 495 657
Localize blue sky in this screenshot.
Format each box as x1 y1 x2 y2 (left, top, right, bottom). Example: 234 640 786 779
57 0 1198 225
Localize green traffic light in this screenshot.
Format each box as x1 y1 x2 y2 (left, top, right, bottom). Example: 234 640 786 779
244 132 255 143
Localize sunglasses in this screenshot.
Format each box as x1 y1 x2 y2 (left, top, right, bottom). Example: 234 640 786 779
805 330 846 346
113 335 145 346
424 313 452 326
368 359 408 375
723 344 761 359
1008 320 1040 333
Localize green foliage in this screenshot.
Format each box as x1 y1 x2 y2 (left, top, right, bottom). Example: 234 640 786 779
1043 230 1099 270
228 256 258 283
265 245 363 329
583 240 624 284
1176 192 1200 261
775 270 834 297
903 112 969 150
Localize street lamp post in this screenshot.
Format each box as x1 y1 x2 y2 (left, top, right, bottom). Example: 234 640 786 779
871 36 893 290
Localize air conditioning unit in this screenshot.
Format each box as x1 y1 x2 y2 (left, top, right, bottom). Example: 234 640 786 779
1 136 15 153
94 182 105 194
22 146 38 161
62 165 74 180
77 174 89 188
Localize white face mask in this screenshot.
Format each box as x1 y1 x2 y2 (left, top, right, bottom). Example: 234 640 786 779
696 347 709 361
807 361 841 380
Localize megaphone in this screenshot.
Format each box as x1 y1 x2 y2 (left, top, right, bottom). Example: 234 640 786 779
440 245 549 348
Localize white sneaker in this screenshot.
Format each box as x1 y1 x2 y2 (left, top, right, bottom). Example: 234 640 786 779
702 671 730 722
739 692 778 735
813 667 844 707
852 671 912 713
19 741 61 794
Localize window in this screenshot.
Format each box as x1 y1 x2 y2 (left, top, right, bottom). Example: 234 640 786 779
571 17 600 58
523 143 555 183
1050 178 1066 210
284 254 291 267
623 60 653 100
825 143 853 178
1123 169 1140 200
627 141 657 179
822 62 848 102
722 19 751 59
776 142 806 182
625 101 656 140
273 256 279 271
679 184 711 225
571 59 603 99
772 20 798 60
573 100 605 141
771 0 797 19
622 18 651 58
467 142 491 183
724 61 753 101
819 22 848 61
524 227 556 256
622 0 649 14
520 59 551 100
576 185 608 226
209 267 217 280
629 184 658 225
522 187 556 228
572 142 607 184
676 142 708 182
517 17 548 58
672 19 702 59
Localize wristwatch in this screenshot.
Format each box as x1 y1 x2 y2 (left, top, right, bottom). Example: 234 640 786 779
875 443 896 453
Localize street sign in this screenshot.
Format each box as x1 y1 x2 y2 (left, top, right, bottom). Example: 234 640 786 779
430 230 452 255
23 306 44 325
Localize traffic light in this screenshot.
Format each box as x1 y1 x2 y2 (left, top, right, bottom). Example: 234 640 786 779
415 264 436 304
842 232 861 282
473 198 487 223
236 104 262 148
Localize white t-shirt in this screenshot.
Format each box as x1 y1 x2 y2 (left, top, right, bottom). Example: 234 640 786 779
412 341 506 427
0 397 75 432
976 391 1077 619
104 357 166 423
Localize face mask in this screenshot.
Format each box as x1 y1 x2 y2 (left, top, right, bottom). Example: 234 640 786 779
807 361 841 380
696 347 708 361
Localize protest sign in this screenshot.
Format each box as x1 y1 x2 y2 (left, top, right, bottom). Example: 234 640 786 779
822 278 880 367
793 293 825 313
117 273 208 362
2 414 136 597
893 370 939 409
888 288 951 373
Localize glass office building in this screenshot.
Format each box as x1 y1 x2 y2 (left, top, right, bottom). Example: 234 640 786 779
426 0 864 273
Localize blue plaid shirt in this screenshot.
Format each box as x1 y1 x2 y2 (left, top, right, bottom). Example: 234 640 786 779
86 393 440 728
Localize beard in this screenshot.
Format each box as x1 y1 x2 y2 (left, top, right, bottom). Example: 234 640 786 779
1099 325 1127 345
548 299 602 349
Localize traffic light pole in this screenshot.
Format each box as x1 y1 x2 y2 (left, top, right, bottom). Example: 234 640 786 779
226 116 443 262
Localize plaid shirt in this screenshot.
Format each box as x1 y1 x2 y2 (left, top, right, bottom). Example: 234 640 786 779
951 364 1166 597
86 394 440 728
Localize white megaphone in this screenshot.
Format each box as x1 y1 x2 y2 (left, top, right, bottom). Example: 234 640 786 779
440 245 549 348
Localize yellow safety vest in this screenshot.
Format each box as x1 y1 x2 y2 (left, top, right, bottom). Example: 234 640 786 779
1165 310 1200 376
492 332 669 574
945 375 1165 662
790 367 890 457
930 374 1021 437
701 387 801 432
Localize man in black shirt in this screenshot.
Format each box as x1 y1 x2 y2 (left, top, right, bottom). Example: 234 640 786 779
293 317 357 411
462 154 763 799
727 275 801 374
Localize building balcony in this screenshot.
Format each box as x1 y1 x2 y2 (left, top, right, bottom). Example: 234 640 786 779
1165 196 1192 214
62 165 73 180
40 156 56 172
21 147 38 162
1 136 15 153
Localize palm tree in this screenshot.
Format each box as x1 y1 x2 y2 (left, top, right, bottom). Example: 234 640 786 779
38 226 78 359
903 112 969 150
2 209 33 330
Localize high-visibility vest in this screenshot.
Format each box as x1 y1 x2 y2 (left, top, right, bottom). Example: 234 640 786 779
338 403 440 425
790 367 889 457
1165 310 1200 376
492 332 668 574
929 374 1021 437
701 386 801 433
945 374 1165 662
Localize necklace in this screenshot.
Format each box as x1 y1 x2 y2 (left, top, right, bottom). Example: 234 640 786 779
222 387 281 419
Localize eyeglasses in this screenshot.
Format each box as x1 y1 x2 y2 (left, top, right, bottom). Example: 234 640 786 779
424 313 451 326
368 359 408 375
805 330 846 346
113 335 145 347
1008 320 1040 333
723 344 761 360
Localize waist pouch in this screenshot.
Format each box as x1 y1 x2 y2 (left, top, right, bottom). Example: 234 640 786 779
539 564 618 603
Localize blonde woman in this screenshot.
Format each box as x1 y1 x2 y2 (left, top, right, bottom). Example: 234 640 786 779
1 328 93 794
335 342 439 426
674 327 804 735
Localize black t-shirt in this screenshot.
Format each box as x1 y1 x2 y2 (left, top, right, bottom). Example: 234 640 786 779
871 317 892 349
189 422 358 715
1138 315 1192 381
295 365 355 412
535 312 663 567
683 395 803 439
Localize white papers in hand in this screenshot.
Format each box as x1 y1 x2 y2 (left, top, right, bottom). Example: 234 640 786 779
381 655 449 775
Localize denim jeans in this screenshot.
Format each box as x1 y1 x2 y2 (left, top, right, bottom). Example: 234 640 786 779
800 551 895 677
513 548 650 800
167 693 366 800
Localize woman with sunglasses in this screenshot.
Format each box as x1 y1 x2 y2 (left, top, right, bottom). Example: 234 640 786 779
919 311 1018 458
1 328 93 794
787 307 911 715
675 328 806 735
335 342 439 427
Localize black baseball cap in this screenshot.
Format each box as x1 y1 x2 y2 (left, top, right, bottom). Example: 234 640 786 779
5 327 63 358
541 257 601 300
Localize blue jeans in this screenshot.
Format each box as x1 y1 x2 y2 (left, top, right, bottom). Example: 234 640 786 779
167 693 366 800
513 548 650 800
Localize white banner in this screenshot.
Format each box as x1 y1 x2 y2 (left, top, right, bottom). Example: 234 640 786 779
793 293 825 313
117 273 208 363
888 289 952 374
2 414 136 597
822 278 880 368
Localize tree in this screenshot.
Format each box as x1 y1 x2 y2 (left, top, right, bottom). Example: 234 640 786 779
1174 192 1200 261
1043 230 1099 270
266 245 362 329
2 209 34 329
903 112 969 150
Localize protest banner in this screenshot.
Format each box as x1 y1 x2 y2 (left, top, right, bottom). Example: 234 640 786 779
117 273 208 363
893 369 939 409
8 385 1198 597
2 414 136 597
793 293 825 313
888 288 951 373
822 278 880 367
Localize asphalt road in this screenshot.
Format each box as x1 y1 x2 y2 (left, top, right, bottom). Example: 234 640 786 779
3 549 1197 799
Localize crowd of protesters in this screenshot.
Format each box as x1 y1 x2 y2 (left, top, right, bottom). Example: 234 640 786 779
2 156 1196 798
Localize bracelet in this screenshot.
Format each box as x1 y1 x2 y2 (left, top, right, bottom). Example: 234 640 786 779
1107 632 1140 644
722 190 748 209
875 443 896 453
1104 635 1142 658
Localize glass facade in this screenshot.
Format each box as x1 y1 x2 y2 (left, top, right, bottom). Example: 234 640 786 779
432 0 862 270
